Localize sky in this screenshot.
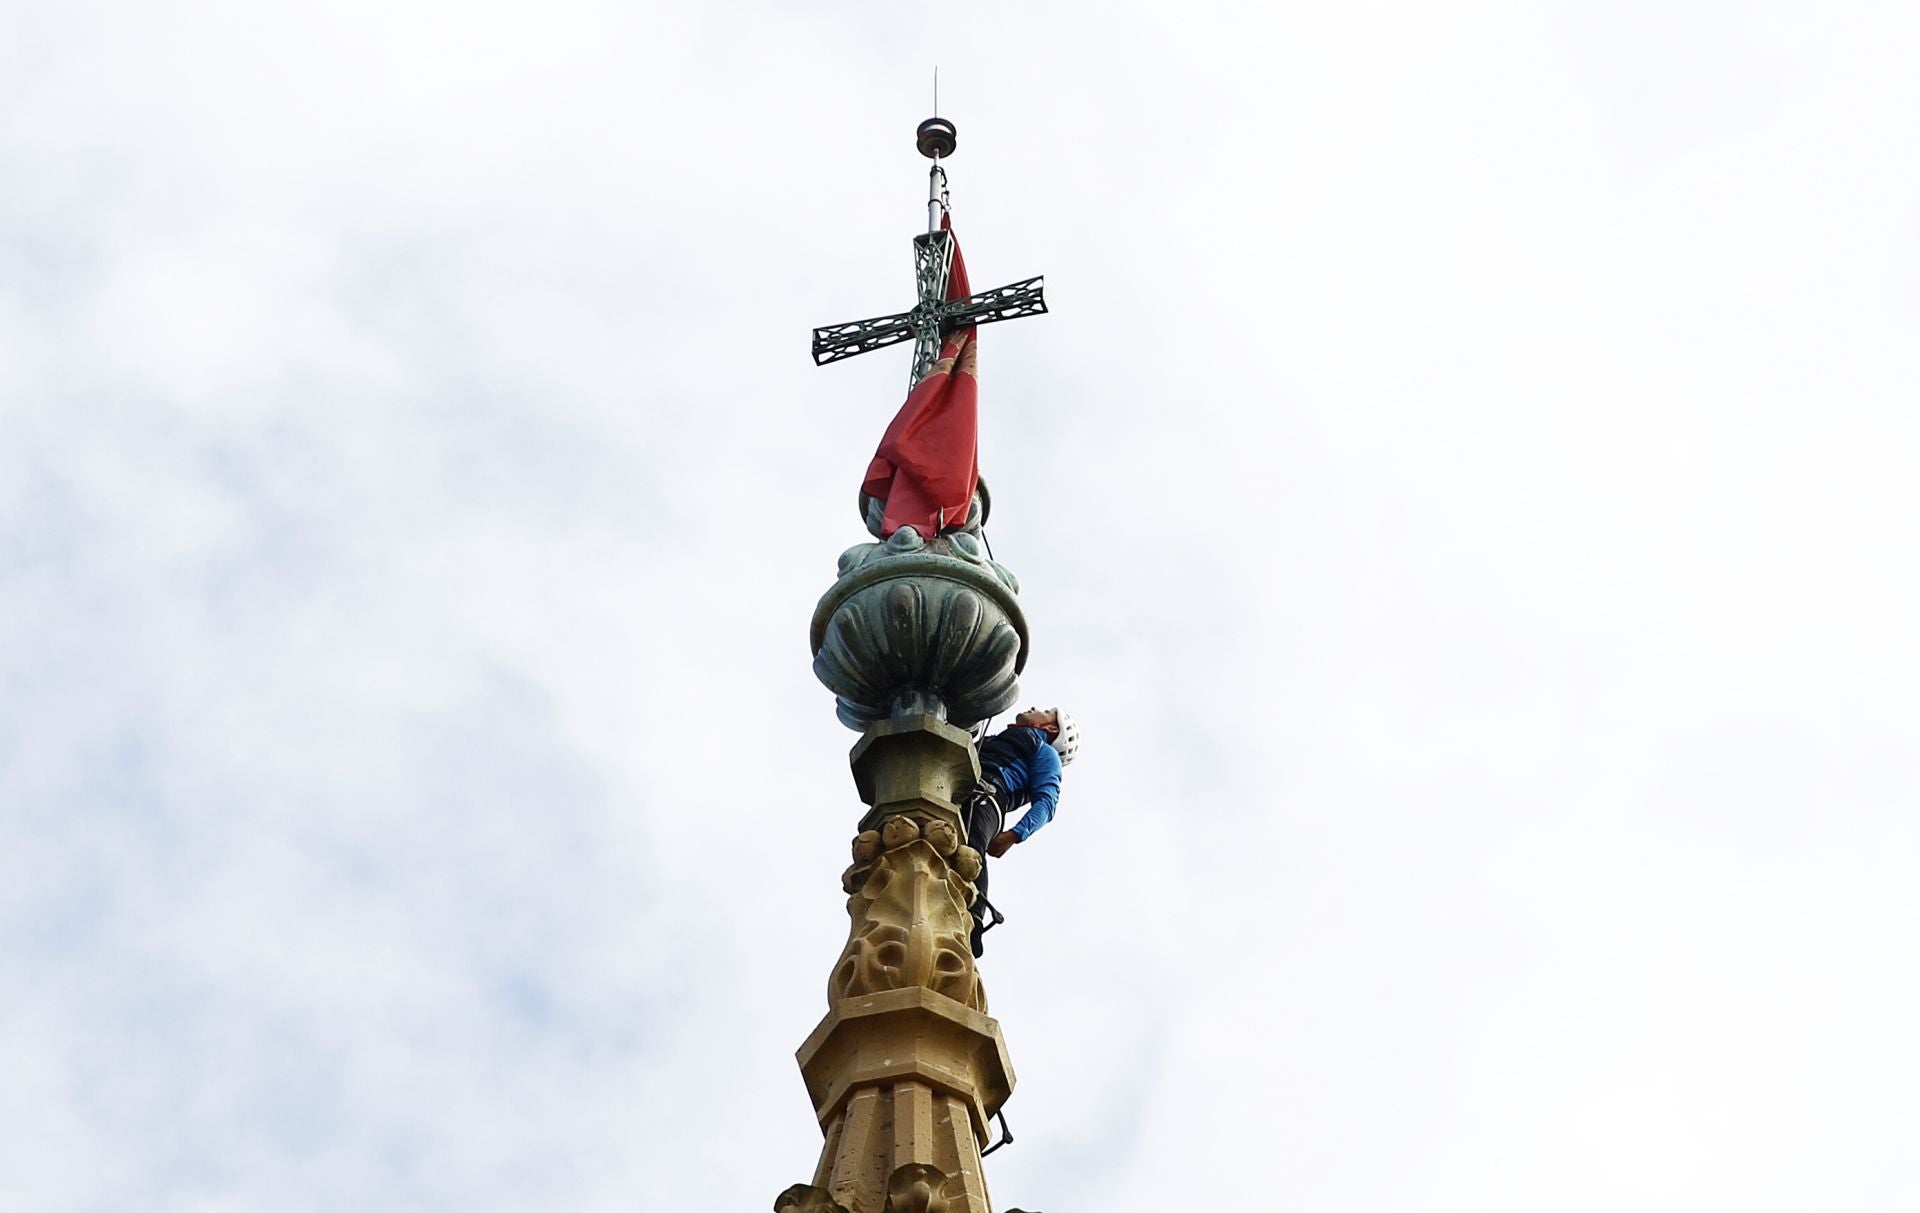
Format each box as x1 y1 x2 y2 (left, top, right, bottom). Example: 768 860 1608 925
2 2 1916 1210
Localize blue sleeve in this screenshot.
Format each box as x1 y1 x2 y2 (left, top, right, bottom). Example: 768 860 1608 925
1008 742 1063 841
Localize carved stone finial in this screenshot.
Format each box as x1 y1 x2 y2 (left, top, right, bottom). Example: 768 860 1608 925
773 1182 851 1213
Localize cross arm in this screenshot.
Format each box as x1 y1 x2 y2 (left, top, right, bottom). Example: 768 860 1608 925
812 310 919 366
811 275 1047 370
940 276 1047 330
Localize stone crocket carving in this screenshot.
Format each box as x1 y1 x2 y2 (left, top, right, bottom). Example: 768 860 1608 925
883 1163 958 1213
832 814 985 1014
773 1183 852 1213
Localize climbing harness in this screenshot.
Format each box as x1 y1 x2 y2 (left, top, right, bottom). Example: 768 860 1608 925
963 783 1009 942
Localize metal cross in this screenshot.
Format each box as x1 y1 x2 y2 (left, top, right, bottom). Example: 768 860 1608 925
811 233 1046 386
811 120 1047 387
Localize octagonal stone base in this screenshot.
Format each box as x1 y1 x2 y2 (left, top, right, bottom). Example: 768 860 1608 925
851 715 979 836
797 987 1015 1213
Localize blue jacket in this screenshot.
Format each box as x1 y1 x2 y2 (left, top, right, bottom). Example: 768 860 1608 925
978 726 1063 841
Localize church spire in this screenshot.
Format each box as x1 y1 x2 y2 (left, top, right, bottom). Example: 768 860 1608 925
778 114 1047 1213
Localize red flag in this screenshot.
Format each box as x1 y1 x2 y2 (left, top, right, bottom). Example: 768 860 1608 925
862 219 979 538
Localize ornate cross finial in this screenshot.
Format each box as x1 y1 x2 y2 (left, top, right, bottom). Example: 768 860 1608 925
810 116 1048 387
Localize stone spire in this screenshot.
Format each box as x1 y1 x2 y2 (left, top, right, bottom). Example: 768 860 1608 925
777 117 1043 1213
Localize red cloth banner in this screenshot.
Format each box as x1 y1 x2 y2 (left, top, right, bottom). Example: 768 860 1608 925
861 220 979 538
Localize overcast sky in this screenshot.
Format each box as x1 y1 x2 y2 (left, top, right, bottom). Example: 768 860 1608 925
3 2 1916 1210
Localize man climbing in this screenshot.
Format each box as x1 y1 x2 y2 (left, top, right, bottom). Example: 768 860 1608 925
965 706 1080 957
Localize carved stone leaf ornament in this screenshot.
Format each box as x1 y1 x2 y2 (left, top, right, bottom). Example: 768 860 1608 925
921 818 959 856
773 1182 852 1213
881 814 922 849
882 1163 956 1213
951 845 982 882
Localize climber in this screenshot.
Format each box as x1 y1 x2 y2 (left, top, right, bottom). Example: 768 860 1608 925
964 706 1080 957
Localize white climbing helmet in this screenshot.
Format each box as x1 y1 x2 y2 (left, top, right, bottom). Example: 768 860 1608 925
1050 708 1080 766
